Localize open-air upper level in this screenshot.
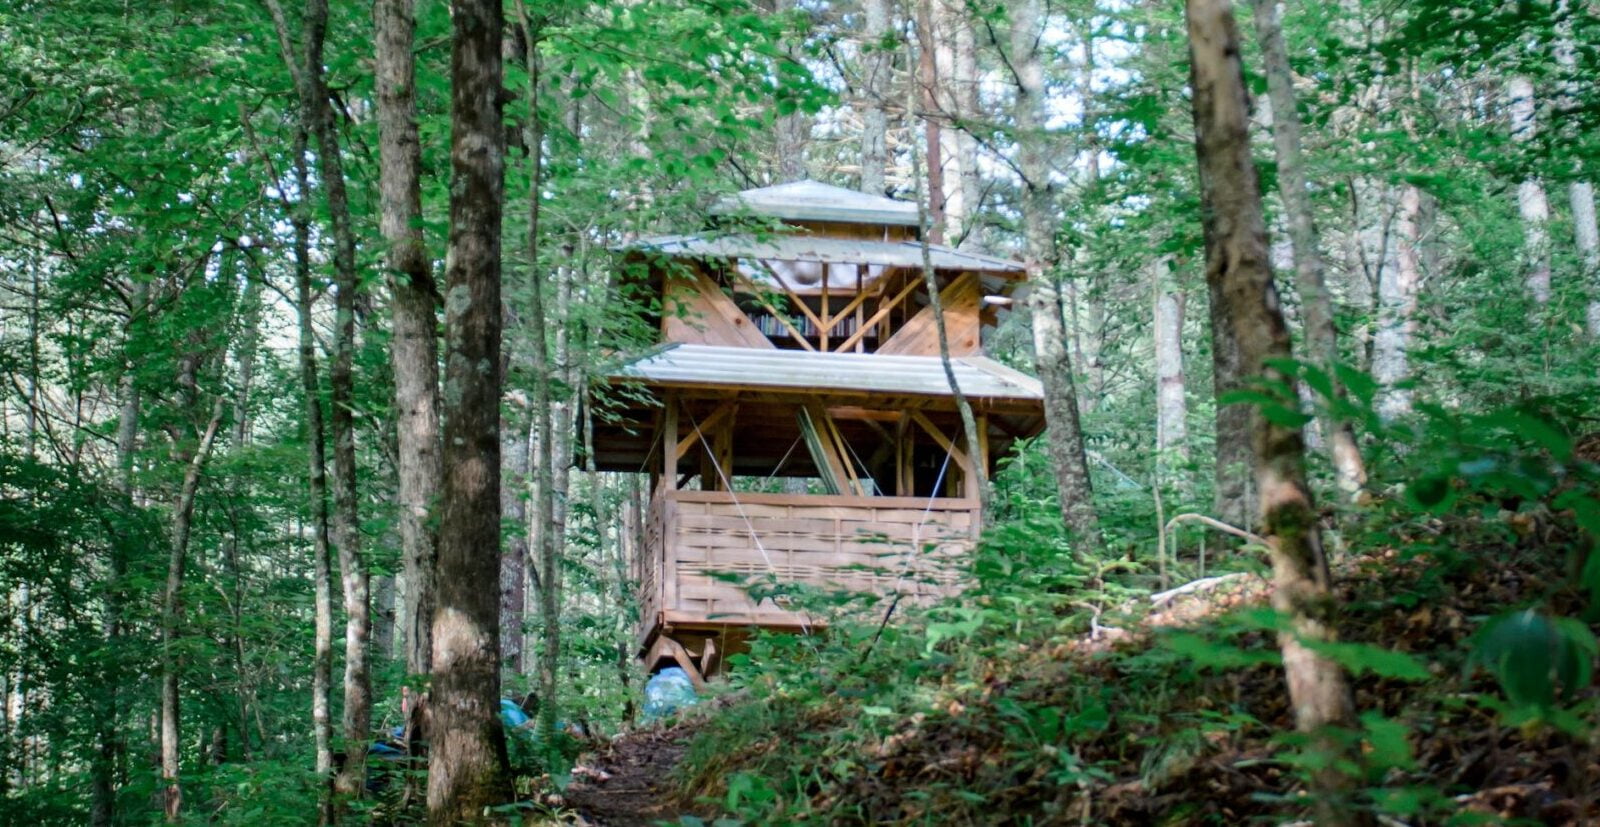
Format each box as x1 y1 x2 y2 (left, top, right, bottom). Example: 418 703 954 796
619 180 1028 357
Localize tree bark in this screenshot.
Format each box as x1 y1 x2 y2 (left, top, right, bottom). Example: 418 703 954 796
512 1 563 746
500 407 529 675
1373 185 1421 421
375 0 443 682
1507 76 1552 305
1153 254 1188 462
160 395 226 821
1185 1 1365 820
293 0 373 795
858 0 891 194
908 53 985 519
1011 0 1101 550
1249 0 1366 496
914 0 945 242
93 289 145 826
427 0 513 818
285 116 337 811
773 0 808 181
1576 181 1600 337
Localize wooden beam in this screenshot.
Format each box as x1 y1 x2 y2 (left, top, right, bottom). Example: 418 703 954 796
727 265 816 351
749 259 825 333
909 409 970 474
662 393 678 490
799 402 856 495
822 287 874 348
674 399 737 462
835 272 924 353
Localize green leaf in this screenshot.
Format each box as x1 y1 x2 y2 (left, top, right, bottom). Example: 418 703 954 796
1307 641 1430 681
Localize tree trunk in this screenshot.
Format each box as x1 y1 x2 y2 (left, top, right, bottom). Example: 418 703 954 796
1011 0 1101 549
160 396 226 821
773 0 808 181
513 2 564 746
285 117 337 811
1184 1 1365 820
1153 255 1188 462
292 0 373 795
948 1 980 246
500 408 528 675
908 56 985 520
1373 185 1421 421
1249 0 1366 496
914 0 945 242
858 0 891 194
1507 77 1551 305
226 272 263 763
375 0 443 682
1572 181 1600 337
1208 272 1255 528
93 293 145 826
427 0 513 818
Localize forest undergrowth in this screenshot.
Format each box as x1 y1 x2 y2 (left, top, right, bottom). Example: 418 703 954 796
629 403 1600 826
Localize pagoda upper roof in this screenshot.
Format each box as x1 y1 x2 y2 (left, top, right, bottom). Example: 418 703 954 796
711 179 922 227
626 232 1025 276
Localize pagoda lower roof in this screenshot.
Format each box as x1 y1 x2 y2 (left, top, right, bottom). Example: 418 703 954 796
625 233 1026 276
605 344 1045 409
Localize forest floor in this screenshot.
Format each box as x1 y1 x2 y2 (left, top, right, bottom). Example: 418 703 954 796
563 721 697 826
649 531 1599 824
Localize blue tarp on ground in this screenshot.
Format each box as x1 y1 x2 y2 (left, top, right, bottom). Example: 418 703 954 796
643 667 698 721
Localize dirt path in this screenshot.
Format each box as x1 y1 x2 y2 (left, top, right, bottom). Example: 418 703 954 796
563 723 697 826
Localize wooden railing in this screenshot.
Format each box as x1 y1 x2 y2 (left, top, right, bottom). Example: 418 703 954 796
636 489 978 639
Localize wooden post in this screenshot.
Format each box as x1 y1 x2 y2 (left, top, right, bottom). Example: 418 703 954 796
821 265 830 351
662 393 678 491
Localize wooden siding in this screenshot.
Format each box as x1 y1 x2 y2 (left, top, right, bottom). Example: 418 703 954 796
877 271 982 356
662 267 775 348
635 490 977 641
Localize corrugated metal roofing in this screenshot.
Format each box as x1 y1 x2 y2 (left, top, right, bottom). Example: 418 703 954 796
609 344 1044 402
711 180 921 226
628 233 1025 275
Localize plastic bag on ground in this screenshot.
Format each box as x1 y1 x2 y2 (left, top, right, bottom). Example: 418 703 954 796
643 667 698 722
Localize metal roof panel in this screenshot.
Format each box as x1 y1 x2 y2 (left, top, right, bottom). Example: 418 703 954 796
608 344 1044 402
627 233 1025 275
710 180 922 226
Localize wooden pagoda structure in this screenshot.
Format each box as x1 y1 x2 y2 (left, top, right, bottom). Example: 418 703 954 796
591 181 1046 685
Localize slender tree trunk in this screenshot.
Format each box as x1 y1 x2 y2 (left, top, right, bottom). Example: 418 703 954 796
1249 0 1366 495
1153 254 1188 463
1373 186 1421 421
946 0 980 245
293 0 373 793
160 396 226 821
226 272 263 763
286 120 337 811
858 0 891 194
772 0 808 181
375 0 443 682
500 409 528 675
93 293 145 826
1011 0 1101 549
1507 77 1552 305
1575 181 1600 337
427 0 513 818
1185 2 1365 821
1208 272 1256 528
908 61 985 520
513 1 563 746
914 0 945 242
